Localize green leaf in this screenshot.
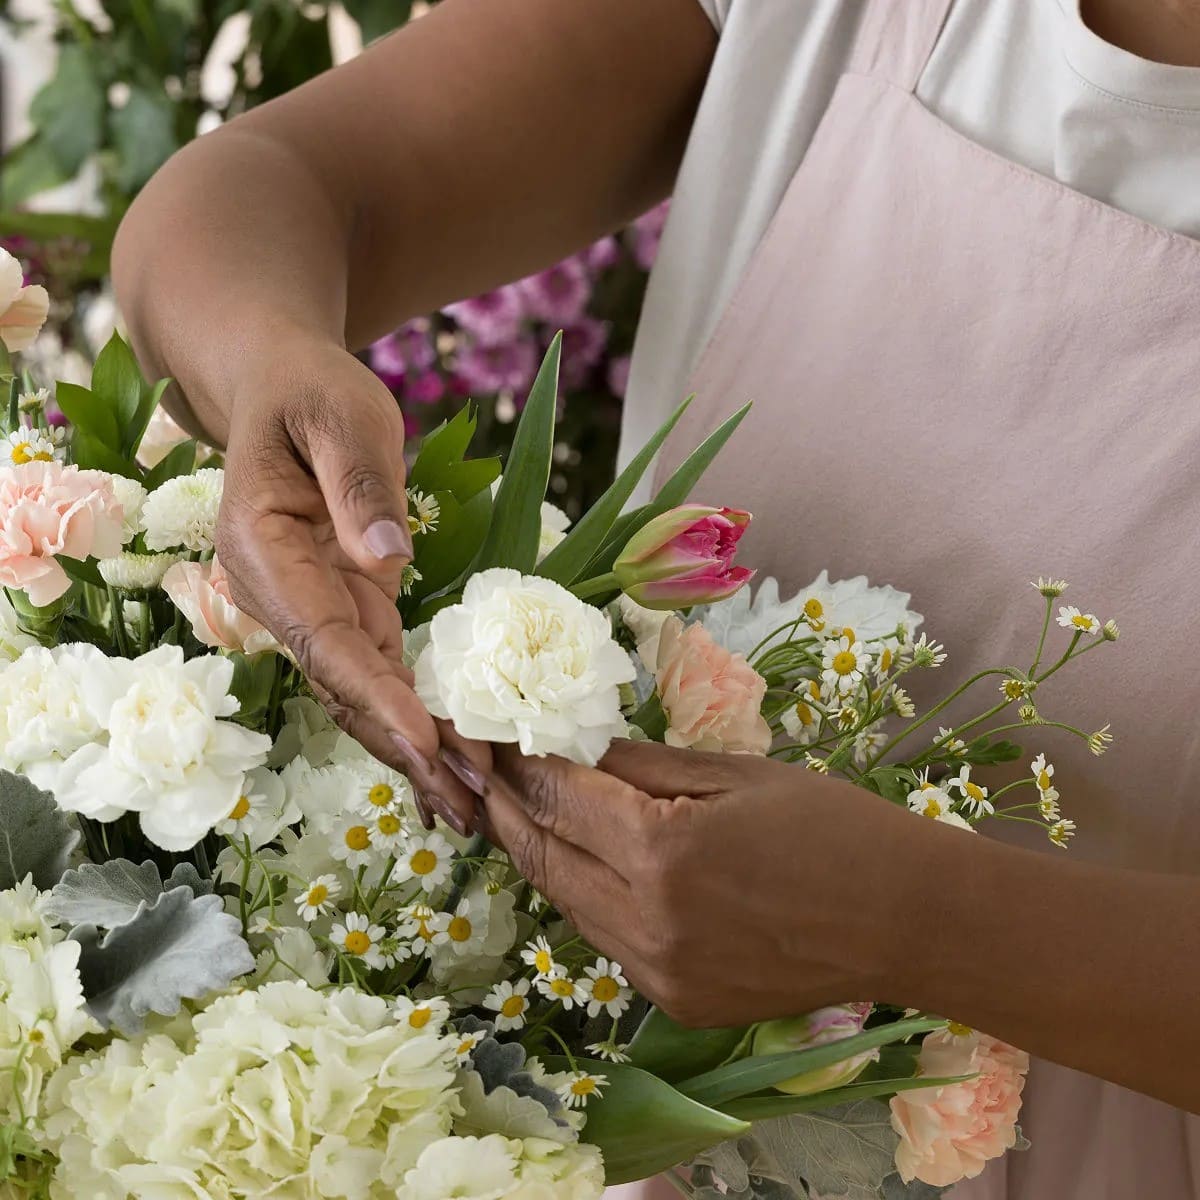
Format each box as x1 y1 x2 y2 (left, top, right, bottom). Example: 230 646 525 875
407 488 492 603
111 87 179 192
626 1007 748 1084
0 136 75 207
127 377 172 463
408 406 500 502
860 767 914 806
341 0 413 41
721 1075 975 1122
71 430 139 478
963 737 1023 766
540 1056 748 1187
142 436 198 490
0 210 119 277
91 333 147 452
58 555 105 589
0 770 80 891
228 651 279 719
27 45 104 175
537 394 693 586
472 334 561 574
678 1017 946 1108
55 381 119 447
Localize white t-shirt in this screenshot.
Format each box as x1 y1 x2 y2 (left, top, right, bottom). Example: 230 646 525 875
620 0 1200 472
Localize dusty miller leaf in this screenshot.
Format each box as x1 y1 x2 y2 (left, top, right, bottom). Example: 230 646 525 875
46 859 211 928
880 1175 949 1200
72 888 254 1034
0 770 80 891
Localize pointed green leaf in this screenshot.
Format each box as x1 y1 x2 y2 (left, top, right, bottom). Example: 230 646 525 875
720 1075 975 1122
91 334 146 453
537 394 693 585
126 377 172 462
406 487 492 602
142 438 198 491
58 555 105 589
55 381 119 447
627 1005 747 1083
472 334 561 573
408 405 501 502
70 430 139 478
0 770 81 891
540 1056 748 1186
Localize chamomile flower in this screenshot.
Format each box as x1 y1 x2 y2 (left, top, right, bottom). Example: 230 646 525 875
586 1041 631 1065
406 488 440 535
1038 790 1062 822
1018 703 1041 724
393 996 451 1034
907 771 953 819
443 898 484 956
559 1071 608 1110
890 687 915 718
1048 819 1076 848
1032 577 1068 597
801 595 826 632
371 810 408 853
17 387 50 414
804 752 830 773
1102 619 1120 642
484 978 532 1031
1031 754 1055 794
0 425 62 466
294 874 342 922
520 936 559 978
852 727 887 767
1088 725 1114 756
780 697 819 742
330 912 387 969
1000 677 1031 703
875 643 896 679
536 969 587 1009
909 634 947 668
397 903 449 954
349 770 408 816
328 815 376 869
400 564 422 596
934 727 966 756
452 1029 487 1060
582 958 631 1020
821 635 872 698
1057 606 1100 635
393 832 455 893
946 765 994 817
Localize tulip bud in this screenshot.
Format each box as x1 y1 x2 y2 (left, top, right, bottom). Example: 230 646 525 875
751 1003 877 1096
613 505 755 610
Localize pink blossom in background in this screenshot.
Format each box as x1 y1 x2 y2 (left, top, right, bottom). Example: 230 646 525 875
891 1030 1029 1187
443 288 525 346
406 369 446 405
451 336 541 398
516 258 591 326
559 317 609 390
402 410 422 440
630 200 671 271
162 555 281 656
46 403 69 428
607 354 632 398
369 334 408 390
584 236 621 273
369 319 438 390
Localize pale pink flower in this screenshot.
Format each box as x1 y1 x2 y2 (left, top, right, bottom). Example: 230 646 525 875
607 354 632 398
516 259 591 325
654 616 771 755
444 287 526 346
0 249 49 353
0 462 124 605
136 406 195 469
584 237 621 273
162 555 281 655
891 1030 1029 1187
630 201 670 271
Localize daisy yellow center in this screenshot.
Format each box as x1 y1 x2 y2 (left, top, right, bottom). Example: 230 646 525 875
306 884 329 907
808 680 822 702
550 977 576 998
456 1038 477 1055
947 1021 973 1037
416 919 434 941
832 651 858 676
840 627 855 644
28 1028 44 1044
344 825 371 851
804 598 823 620
447 916 473 943
410 849 438 876
794 701 813 728
1004 681 1025 700
1071 614 1093 629
377 814 402 837
1037 770 1051 790
570 1077 599 1097
964 782 986 802
534 949 554 973
408 1007 433 1029
229 795 251 821
591 977 620 1003
500 995 526 1019
368 784 394 807
922 796 943 818
11 442 50 465
343 931 371 955
879 647 893 672
407 513 422 534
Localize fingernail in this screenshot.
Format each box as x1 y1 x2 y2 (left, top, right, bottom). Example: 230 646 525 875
390 732 432 776
440 749 488 797
426 793 470 837
414 792 436 831
469 799 488 837
364 519 413 561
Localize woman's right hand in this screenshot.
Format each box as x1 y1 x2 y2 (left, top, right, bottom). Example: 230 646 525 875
214 335 483 832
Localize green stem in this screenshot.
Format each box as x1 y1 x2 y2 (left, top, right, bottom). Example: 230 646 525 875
1028 595 1054 676
570 572 618 601
664 1170 695 1197
107 585 130 656
138 599 153 655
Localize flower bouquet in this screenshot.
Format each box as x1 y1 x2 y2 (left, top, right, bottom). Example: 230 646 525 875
0 250 1115 1200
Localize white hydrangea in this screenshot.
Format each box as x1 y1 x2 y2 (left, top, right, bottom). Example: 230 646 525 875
42 982 461 1199
140 466 224 552
0 589 37 663
41 645 271 851
414 568 635 766
107 474 147 544
97 549 182 592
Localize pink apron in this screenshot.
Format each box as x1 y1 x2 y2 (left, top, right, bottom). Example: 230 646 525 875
614 0 1200 1196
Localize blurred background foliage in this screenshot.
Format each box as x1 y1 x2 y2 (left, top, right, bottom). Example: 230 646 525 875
0 0 663 513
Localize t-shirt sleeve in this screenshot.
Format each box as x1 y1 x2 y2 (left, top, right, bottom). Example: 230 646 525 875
694 0 732 31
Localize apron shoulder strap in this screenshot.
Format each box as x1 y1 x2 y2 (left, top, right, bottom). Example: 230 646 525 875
848 0 955 92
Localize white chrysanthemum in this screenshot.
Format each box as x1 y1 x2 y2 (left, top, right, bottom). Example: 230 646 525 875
107 473 147 544
44 645 271 851
0 590 37 663
97 549 182 591
215 765 299 848
141 466 224 552
414 568 635 766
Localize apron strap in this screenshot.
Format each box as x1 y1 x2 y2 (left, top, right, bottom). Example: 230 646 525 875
848 0 955 93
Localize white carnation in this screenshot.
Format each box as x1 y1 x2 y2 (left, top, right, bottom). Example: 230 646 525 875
45 644 271 851
537 501 570 562
141 466 224 552
97 549 182 591
414 568 634 766
107 474 147 544
0 590 37 663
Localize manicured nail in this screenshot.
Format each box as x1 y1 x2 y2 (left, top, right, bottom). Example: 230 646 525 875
440 749 487 797
414 791 436 831
426 793 470 837
364 519 413 561
389 732 432 777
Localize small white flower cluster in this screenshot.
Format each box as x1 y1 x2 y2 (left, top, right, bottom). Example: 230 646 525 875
0 424 66 467
141 466 224 552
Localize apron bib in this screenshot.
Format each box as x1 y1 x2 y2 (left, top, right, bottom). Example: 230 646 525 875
650 1 1200 1195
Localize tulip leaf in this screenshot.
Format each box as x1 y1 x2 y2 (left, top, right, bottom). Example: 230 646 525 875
0 770 80 891
91 334 147 453
404 487 492 614
536 394 693 586
408 404 500 503
627 1006 748 1083
472 333 561 574
46 858 211 930
58 554 106 589
720 1075 974 1122
881 1176 950 1200
540 1056 749 1186
678 1018 946 1109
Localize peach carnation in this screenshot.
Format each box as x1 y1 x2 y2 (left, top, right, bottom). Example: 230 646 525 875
162 554 281 655
890 1029 1029 1187
654 616 771 754
0 249 49 353
0 462 124 606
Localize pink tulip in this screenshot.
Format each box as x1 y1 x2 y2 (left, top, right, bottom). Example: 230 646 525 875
613 504 755 609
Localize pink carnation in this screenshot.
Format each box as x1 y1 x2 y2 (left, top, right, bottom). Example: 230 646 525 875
0 249 49 353
162 555 281 656
891 1030 1029 1187
451 337 540 397
0 462 124 606
516 259 591 325
654 616 771 755
444 288 526 346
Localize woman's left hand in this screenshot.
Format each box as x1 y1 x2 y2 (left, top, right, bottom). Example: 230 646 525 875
482 740 957 1027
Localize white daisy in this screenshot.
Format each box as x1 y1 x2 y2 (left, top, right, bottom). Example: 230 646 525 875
586 1040 631 1065
890 687 915 718
946 765 994 817
483 978 532 1031
17 387 50 414
582 958 631 1020
443 897 485 956
401 564 423 596
1031 754 1055 794
294 874 341 922
393 996 450 1034
934 726 966 755
328 815 376 869
559 1071 608 1110
0 425 62 466
371 809 408 853
349 769 409 816
406 488 441 535
141 467 224 552
906 771 954 820
820 635 872 698
1038 790 1061 822
520 936 558 978
1048 819 1076 848
397 903 450 954
330 912 387 969
780 696 819 743
1056 606 1100 635
852 727 888 767
452 1029 487 1060
908 633 947 668
393 832 455 893
1031 577 1068 597
536 968 587 1009
1088 725 1114 757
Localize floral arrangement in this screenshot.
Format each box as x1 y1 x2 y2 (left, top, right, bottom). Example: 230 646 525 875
0 246 1116 1199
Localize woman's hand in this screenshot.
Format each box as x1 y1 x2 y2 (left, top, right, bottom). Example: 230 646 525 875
482 740 949 1026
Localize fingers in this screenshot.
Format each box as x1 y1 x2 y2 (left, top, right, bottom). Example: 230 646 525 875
599 738 744 799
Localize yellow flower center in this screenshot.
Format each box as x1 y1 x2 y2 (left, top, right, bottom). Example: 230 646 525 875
28 1028 44 1044
500 995 526 1019
306 884 329 907
922 796 943 818
832 651 858 676
840 627 855 644
456 1037 478 1056
407 513 422 534
229 795 251 821
591 977 620 1003
804 598 824 621
965 782 986 802
447 916 473 943
408 1007 433 1029
534 949 554 973
549 977 576 998
415 918 434 942
368 784 394 807
410 848 438 875
343 930 371 955
570 1077 599 1097
1037 769 1051 790
377 814 402 837
1004 680 1025 700
1071 614 1093 630
344 825 370 851
947 1020 973 1037
794 701 814 728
